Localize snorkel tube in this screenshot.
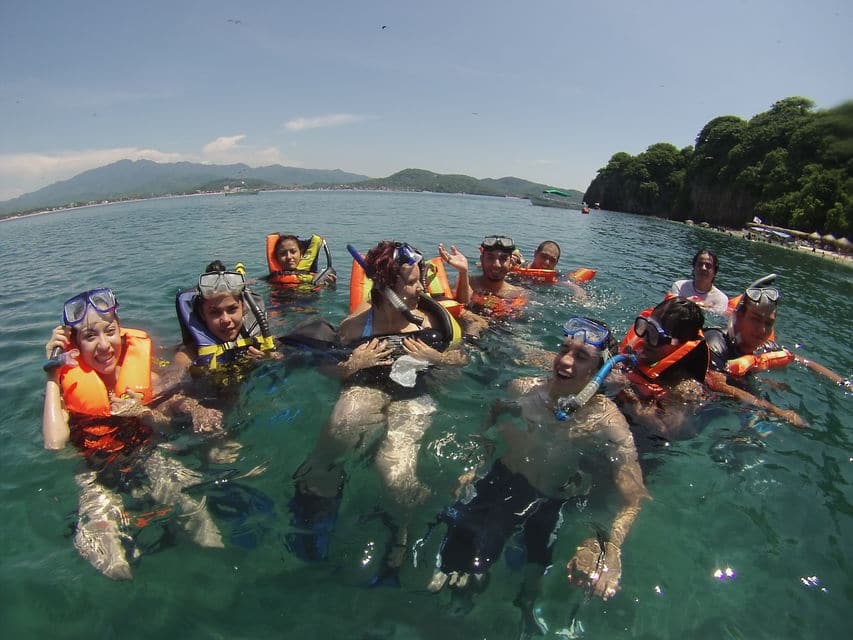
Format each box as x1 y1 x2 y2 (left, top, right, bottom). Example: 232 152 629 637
347 244 423 326
312 241 337 286
748 273 778 289
555 353 638 420
43 346 66 371
234 262 275 350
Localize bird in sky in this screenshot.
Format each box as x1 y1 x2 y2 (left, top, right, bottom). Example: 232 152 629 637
227 18 243 25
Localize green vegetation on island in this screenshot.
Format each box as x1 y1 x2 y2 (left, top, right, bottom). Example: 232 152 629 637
584 97 851 236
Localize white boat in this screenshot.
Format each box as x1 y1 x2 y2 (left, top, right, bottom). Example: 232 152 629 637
223 182 260 195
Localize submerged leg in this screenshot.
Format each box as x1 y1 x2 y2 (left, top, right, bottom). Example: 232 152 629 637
143 449 224 548
287 385 389 561
371 395 436 582
375 395 436 511
73 470 133 580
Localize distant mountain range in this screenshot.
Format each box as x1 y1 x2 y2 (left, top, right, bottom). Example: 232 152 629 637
0 159 583 217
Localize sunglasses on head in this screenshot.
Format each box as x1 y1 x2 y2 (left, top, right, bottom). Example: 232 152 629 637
393 242 424 266
563 317 611 350
744 287 780 305
633 315 673 347
198 271 246 298
481 236 515 251
62 288 119 326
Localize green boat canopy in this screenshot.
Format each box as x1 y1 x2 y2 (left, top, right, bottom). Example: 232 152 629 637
542 189 572 197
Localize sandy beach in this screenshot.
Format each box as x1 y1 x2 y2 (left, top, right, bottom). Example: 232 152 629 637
694 224 853 268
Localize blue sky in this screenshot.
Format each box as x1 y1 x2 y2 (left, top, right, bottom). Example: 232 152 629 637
0 0 850 201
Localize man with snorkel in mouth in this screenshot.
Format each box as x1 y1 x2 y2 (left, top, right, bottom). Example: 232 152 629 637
428 318 648 632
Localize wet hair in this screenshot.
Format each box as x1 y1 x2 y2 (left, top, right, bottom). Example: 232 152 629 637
536 240 561 260
274 235 302 258
205 260 227 273
692 249 718 276
650 297 704 341
365 240 403 291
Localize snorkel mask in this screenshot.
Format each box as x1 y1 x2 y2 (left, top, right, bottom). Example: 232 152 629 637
481 235 516 252
62 288 120 326
197 271 246 298
737 274 779 313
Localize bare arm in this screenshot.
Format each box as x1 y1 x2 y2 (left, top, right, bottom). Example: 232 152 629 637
567 409 649 600
42 326 73 449
439 243 471 304
43 374 70 449
705 370 807 428
793 355 849 387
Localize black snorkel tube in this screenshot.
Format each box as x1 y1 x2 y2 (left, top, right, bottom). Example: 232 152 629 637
234 262 275 350
43 345 66 371
312 240 337 286
554 353 638 420
347 244 423 326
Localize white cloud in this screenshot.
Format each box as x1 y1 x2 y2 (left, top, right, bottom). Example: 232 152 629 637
201 134 246 155
284 113 364 131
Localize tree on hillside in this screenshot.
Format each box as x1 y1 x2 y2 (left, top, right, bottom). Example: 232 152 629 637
585 97 851 236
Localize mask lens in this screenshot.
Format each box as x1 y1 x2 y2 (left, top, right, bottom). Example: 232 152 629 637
198 271 245 297
62 294 88 325
482 236 515 251
394 243 423 266
634 316 670 347
745 287 779 304
88 288 117 312
563 318 609 349
62 289 119 326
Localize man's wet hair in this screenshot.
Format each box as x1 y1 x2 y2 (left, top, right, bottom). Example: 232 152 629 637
691 248 718 275
536 240 561 260
205 260 227 273
650 297 704 341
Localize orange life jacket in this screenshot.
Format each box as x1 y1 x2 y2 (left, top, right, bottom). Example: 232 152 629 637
510 266 558 283
508 266 596 284
59 328 153 453
266 233 326 285
725 349 793 377
469 291 527 319
568 268 596 283
620 307 708 399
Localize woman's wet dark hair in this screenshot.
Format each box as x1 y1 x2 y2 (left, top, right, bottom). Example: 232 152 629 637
651 297 704 341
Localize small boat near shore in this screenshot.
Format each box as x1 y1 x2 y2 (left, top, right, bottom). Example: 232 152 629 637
224 186 260 195
223 181 260 195
529 189 579 209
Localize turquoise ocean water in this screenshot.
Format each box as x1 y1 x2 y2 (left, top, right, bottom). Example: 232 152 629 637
0 191 850 639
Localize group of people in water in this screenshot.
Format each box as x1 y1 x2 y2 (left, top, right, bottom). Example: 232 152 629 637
40 231 849 631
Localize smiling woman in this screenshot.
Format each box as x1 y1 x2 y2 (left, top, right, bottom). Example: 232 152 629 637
41 287 226 579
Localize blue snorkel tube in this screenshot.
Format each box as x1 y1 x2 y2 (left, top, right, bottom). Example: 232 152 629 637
555 353 638 420
347 244 423 326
